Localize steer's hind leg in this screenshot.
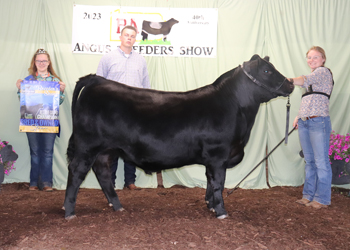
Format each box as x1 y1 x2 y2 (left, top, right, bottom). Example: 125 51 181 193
63 155 95 219
205 170 215 212
205 164 228 219
92 153 123 212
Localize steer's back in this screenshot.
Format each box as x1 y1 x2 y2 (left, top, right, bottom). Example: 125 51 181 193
72 76 240 171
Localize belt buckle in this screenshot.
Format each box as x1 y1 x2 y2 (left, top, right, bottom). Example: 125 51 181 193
301 117 307 121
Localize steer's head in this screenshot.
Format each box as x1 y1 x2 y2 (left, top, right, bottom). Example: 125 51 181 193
241 54 294 100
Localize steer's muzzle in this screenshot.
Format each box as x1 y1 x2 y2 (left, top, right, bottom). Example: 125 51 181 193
280 78 295 97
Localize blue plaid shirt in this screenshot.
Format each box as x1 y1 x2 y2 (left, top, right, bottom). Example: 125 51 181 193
96 48 150 89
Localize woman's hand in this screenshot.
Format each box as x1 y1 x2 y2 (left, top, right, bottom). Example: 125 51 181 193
16 79 23 89
289 76 305 86
59 81 66 92
293 116 299 129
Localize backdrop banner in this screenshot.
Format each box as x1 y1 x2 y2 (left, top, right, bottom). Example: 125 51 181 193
19 81 60 133
2 0 349 190
72 5 218 57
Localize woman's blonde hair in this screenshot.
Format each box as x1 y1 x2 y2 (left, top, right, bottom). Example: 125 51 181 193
306 46 326 66
28 49 62 81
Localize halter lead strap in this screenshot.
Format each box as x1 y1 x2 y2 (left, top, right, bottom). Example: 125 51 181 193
285 96 291 144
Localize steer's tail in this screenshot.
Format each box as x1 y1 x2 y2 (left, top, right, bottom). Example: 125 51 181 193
67 74 98 163
70 74 97 115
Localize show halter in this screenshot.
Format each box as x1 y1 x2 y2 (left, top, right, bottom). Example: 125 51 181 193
241 63 292 143
240 63 289 94
227 64 296 196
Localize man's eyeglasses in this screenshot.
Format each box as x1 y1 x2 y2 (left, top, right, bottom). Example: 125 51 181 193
35 60 49 64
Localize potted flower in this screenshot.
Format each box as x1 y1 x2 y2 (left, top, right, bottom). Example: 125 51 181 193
0 139 18 190
329 131 350 185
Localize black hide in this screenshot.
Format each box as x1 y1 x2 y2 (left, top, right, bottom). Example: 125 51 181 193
63 54 294 219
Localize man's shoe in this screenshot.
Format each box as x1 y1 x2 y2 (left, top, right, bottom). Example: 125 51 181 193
126 184 139 190
43 186 53 192
295 198 310 205
29 186 39 191
305 201 328 209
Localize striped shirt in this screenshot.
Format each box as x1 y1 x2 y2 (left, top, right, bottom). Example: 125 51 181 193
96 48 150 89
297 67 333 118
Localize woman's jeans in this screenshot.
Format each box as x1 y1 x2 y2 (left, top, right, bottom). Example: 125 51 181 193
298 116 332 205
26 132 56 188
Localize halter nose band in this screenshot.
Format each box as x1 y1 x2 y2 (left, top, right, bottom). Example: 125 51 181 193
240 64 287 93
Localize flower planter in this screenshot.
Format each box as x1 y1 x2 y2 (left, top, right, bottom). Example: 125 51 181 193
0 142 18 187
0 156 4 192
331 159 350 185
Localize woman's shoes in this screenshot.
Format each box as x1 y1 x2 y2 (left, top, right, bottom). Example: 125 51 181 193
296 198 328 209
295 198 310 205
305 201 328 209
29 186 39 191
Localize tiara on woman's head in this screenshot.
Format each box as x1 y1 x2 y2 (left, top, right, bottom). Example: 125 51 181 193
36 48 47 54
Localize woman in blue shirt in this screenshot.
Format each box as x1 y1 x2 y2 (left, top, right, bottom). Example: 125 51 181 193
16 48 65 191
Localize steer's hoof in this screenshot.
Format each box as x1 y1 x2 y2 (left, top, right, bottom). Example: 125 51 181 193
209 208 215 213
62 206 65 210
217 214 228 220
65 215 77 220
111 206 124 212
108 203 113 207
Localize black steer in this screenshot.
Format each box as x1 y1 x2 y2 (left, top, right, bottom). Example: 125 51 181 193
141 18 179 41
63 54 294 220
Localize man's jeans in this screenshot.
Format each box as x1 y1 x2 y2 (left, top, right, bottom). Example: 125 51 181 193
26 132 56 188
298 116 332 205
110 157 136 187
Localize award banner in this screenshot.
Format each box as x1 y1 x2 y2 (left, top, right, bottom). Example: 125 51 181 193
72 5 218 58
19 81 60 133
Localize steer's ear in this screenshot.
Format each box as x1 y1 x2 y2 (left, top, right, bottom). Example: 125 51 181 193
250 54 261 61
263 56 270 62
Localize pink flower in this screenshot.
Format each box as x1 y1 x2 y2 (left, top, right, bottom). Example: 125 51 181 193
329 131 350 161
